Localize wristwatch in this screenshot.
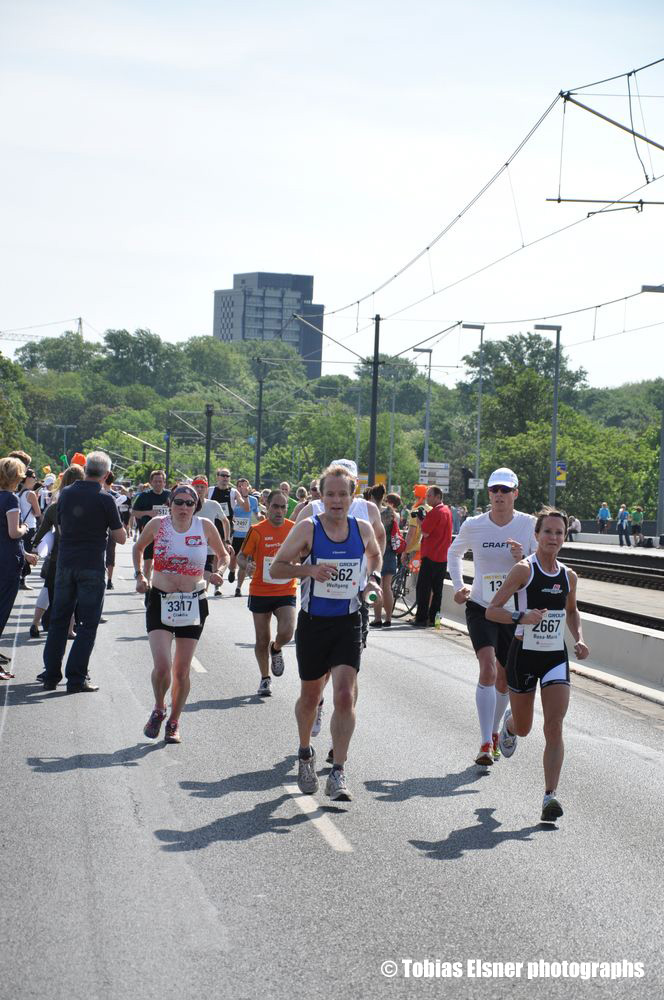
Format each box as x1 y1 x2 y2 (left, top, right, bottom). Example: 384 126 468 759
369 572 381 584
134 570 144 579
511 610 523 623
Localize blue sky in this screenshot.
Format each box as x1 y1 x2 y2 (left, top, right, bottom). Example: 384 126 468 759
1 0 663 387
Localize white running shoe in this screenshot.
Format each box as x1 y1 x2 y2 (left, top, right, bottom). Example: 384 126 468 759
269 642 285 677
297 750 319 795
499 712 518 758
541 793 563 823
311 699 324 737
257 677 272 697
325 767 352 802
475 742 494 767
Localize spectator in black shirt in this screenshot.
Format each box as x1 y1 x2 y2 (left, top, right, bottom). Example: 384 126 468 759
42 451 126 693
131 469 170 585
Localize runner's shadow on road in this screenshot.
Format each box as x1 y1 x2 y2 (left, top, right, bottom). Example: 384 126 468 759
155 792 309 851
183 694 262 713
27 742 163 772
410 807 557 861
365 765 487 802
115 635 149 642
0 682 62 706
180 754 299 798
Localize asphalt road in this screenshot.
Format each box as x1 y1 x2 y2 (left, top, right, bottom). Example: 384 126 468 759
2 547 663 1000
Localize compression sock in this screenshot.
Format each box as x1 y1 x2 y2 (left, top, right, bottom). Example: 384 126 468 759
475 683 496 745
299 746 313 760
493 689 510 733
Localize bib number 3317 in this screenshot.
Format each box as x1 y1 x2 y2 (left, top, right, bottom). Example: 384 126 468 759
160 592 200 627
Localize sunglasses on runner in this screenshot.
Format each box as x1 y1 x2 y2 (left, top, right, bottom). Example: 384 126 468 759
172 498 196 507
488 485 514 494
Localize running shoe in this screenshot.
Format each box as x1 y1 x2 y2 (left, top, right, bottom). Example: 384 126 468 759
369 621 383 629
228 570 236 584
269 642 285 677
475 742 494 766
164 719 181 744
234 587 242 597
325 767 352 802
214 586 221 597
499 712 518 758
144 707 167 740
29 625 40 639
257 677 272 697
491 732 501 761
326 747 334 765
297 749 319 795
541 793 564 823
106 579 114 590
311 699 324 737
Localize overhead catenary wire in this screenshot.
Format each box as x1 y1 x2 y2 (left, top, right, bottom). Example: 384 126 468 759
566 57 664 95
325 92 563 316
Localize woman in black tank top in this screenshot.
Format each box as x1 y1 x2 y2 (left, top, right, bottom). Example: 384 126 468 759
485 510 590 823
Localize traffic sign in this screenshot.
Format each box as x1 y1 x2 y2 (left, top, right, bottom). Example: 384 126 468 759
468 478 484 490
556 461 567 487
419 462 450 487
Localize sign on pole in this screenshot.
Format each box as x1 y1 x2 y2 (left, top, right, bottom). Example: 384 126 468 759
468 478 484 490
419 462 450 488
556 461 567 487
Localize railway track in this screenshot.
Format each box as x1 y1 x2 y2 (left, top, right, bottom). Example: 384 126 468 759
562 556 664 592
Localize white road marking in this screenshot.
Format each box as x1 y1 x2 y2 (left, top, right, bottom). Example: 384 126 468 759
191 657 207 673
283 785 353 853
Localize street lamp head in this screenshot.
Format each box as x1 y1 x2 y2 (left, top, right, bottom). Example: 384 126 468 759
641 285 664 293
461 323 485 331
534 324 562 332
413 347 432 355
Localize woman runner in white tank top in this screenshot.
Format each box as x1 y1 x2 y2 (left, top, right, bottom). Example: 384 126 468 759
133 484 229 744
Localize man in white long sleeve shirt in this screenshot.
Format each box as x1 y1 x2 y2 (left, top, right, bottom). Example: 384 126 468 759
447 468 536 767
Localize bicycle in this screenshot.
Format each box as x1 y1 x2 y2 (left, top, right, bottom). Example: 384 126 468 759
391 560 418 618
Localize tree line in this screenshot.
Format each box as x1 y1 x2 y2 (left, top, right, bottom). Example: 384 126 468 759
1 327 661 517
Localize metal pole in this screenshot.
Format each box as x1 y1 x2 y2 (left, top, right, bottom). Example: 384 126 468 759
165 429 171 483
475 329 484 511
658 404 664 539
255 369 264 487
355 389 361 470
414 347 433 465
388 383 396 490
368 315 380 484
535 324 562 505
204 405 214 482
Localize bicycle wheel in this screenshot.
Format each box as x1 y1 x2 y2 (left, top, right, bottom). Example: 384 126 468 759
391 565 417 617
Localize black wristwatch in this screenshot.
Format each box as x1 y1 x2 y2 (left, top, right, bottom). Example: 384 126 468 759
369 572 381 585
511 610 523 624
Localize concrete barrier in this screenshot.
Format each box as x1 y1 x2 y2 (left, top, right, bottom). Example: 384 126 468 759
440 580 664 701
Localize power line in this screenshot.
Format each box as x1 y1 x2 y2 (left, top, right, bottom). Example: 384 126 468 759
325 93 562 316
566 56 664 95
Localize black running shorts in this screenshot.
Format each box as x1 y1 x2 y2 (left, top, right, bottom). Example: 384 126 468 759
465 598 515 667
295 610 362 681
232 536 245 556
506 638 570 694
145 587 208 640
248 594 297 614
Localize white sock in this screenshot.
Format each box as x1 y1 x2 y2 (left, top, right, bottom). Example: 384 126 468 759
475 683 496 745
493 690 510 734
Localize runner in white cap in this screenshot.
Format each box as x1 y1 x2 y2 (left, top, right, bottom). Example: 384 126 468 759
447 468 537 767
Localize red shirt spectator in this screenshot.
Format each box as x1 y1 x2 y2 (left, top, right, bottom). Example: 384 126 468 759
420 496 453 562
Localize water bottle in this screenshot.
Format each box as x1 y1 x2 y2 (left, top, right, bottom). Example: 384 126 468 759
367 590 378 603
434 612 441 630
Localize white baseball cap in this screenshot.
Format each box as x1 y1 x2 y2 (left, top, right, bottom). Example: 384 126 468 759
43 474 56 486
331 458 358 478
487 467 519 489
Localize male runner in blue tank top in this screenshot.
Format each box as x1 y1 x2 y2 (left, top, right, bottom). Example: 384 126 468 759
270 464 383 802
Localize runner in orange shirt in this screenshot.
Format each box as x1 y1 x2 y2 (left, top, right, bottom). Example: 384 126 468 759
237 490 297 696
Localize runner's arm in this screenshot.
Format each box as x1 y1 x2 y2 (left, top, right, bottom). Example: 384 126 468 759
294 501 313 523
565 570 589 659
485 562 543 625
202 518 229 572
231 487 250 512
270 520 337 582
447 520 470 593
366 501 386 556
132 519 158 574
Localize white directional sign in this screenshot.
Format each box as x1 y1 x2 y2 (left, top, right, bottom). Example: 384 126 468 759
419 462 450 491
468 478 484 490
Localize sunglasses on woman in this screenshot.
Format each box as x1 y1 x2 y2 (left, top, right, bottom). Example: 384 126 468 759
488 485 513 494
172 498 196 507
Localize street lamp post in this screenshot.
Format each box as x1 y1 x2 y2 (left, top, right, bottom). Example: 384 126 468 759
534 324 562 505
641 285 664 539
462 324 485 510
413 348 433 465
